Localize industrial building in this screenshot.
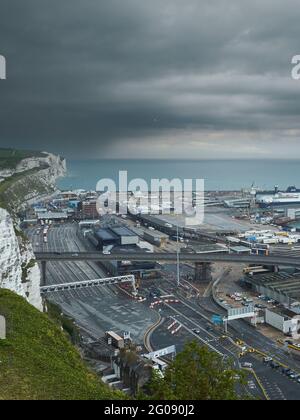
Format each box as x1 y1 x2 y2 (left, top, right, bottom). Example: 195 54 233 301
89 226 157 277
287 208 300 221
265 308 300 338
143 229 169 247
100 246 158 278
81 200 98 218
191 243 229 254
244 272 300 312
57 191 79 200
94 228 119 249
103 259 158 278
93 227 139 250
229 246 252 255
106 331 125 349
110 227 139 246
78 220 101 229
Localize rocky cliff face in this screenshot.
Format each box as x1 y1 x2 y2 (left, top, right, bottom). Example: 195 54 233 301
0 152 66 214
16 152 66 183
0 209 42 310
0 152 66 180
0 151 66 310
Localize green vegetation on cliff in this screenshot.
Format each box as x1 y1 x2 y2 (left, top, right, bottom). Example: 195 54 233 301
0 148 55 212
0 167 51 211
0 289 122 400
0 148 46 169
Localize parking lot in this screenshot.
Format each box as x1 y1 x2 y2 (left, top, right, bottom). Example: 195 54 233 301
240 354 300 400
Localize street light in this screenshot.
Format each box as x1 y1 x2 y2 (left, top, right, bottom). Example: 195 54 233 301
177 225 180 288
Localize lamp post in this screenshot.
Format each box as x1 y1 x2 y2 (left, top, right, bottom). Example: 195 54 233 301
177 225 180 288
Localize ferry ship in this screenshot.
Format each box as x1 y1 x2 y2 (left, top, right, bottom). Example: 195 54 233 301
256 186 300 207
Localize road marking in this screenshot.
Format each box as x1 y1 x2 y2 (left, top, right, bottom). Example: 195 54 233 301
163 302 224 356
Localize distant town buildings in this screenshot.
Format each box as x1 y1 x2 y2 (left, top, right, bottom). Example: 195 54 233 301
81 200 98 218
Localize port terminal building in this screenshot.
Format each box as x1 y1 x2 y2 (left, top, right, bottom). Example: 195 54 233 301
143 229 169 247
88 226 158 277
265 307 300 337
244 272 300 313
93 227 139 250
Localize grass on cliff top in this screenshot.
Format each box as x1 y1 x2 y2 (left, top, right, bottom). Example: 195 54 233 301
0 168 44 210
0 148 46 170
0 289 122 400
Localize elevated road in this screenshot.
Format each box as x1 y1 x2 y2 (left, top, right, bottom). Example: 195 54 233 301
35 251 300 267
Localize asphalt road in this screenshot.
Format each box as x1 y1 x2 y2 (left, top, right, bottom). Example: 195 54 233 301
200 295 300 373
240 354 300 400
28 222 300 399
28 223 157 342
144 266 300 400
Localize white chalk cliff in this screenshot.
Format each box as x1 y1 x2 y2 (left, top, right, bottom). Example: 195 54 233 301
0 209 42 310
0 152 66 181
0 152 66 212
0 152 66 310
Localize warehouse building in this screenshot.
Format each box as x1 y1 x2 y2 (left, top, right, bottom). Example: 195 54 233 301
110 227 139 246
244 272 300 312
91 226 157 276
81 200 98 218
229 246 252 255
191 244 229 254
136 214 179 236
265 308 300 338
57 191 79 200
143 229 169 247
93 226 139 249
94 228 119 250
100 246 158 278
106 331 125 349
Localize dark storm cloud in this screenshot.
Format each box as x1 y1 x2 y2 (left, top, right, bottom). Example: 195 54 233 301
0 0 300 158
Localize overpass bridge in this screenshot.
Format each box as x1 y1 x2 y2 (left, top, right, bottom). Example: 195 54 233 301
35 251 300 267
35 251 300 286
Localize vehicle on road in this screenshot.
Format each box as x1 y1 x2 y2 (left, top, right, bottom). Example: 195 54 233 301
242 362 253 369
282 368 293 376
270 361 280 369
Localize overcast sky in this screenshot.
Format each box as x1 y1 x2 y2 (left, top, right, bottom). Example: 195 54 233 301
0 0 300 159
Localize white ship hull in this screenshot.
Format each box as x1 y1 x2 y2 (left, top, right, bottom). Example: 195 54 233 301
257 193 300 206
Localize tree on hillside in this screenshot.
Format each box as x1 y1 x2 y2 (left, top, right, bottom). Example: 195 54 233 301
143 341 246 400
